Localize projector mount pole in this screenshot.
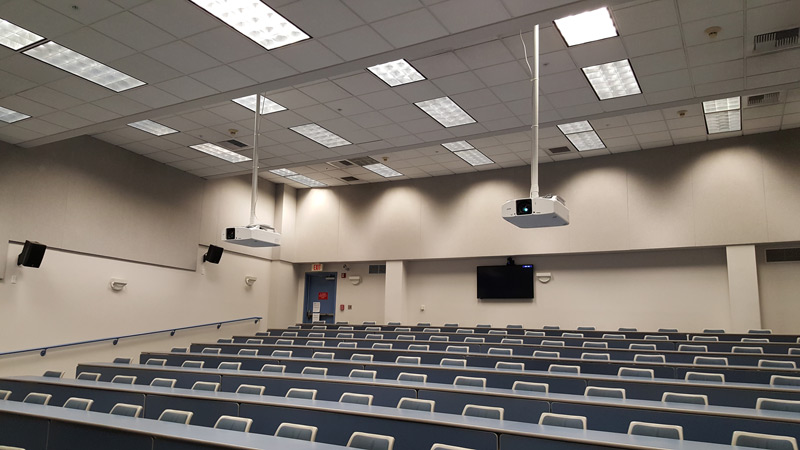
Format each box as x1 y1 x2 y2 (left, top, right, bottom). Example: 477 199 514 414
250 94 261 227
530 24 540 199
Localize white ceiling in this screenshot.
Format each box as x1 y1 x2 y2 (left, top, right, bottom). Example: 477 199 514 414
0 0 798 189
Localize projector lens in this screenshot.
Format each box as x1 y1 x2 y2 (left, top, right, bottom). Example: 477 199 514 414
516 199 532 215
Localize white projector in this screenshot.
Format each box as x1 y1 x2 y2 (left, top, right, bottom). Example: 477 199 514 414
502 195 569 228
223 225 281 247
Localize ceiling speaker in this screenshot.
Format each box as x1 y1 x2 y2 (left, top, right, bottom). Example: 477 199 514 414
17 240 46 268
203 244 224 264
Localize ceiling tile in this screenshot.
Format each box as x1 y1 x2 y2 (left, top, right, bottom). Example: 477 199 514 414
132 0 220 38
677 0 743 22
473 61 528 87
66 103 120 122
57 27 137 63
743 104 785 119
568 37 628 68
393 80 446 103
380 104 428 122
491 80 530 102
230 53 298 83
335 128 380 144
146 41 220 74
747 69 800 90
432 71 486 95
451 88 500 109
370 123 410 139
691 60 744 84
455 40 515 70
182 110 228 127
184 27 265 64
399 117 441 133
631 120 668 134
670 125 708 139
326 97 373 116
0 125 44 144
638 69 693 93
631 49 688 77
502 26 566 57
644 86 694 105
746 49 800 76
155 116 202 132
146 151 185 163
0 0 83 37
547 88 597 108
320 25 394 60
468 103 515 122
411 52 469 79
121 85 183 109
666 115 705 130
343 0 423 22
625 109 665 124
540 70 588 94
682 12 743 47
636 130 672 143
539 51 577 75
110 53 182 84
555 102 604 119
299 81 353 103
14 117 67 135
156 76 218 100
372 8 448 48
273 40 343 72
37 0 123 25
18 86 82 109
190 65 256 92
168 159 208 171
359 90 408 110
694 77 744 97
686 37 744 67
350 111 393 128
279 0 365 37
613 0 679 35
2 54 68 85
623 26 684 58
44 76 114 103
596 126 634 139
333 72 389 96
294 104 341 122
0 70 37 97
428 0 511 33
92 11 175 51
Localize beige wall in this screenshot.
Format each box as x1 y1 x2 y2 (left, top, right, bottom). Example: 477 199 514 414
757 244 800 334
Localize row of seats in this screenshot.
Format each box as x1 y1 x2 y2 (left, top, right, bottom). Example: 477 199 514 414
313 323 777 335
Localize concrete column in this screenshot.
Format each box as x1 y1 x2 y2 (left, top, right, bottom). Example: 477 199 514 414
726 245 762 332
384 261 407 323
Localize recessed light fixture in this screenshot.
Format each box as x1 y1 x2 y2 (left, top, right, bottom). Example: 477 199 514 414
127 119 178 136
582 59 640 100
554 7 618 46
24 42 144 92
705 110 741 134
0 18 44 50
232 94 286 114
702 96 740 113
290 123 351 148
190 143 251 163
442 140 474 151
556 120 592 134
0 105 30 123
453 149 494 166
269 168 298 177
287 174 327 187
415 97 475 128
188 0 309 50
364 163 403 178
367 59 425 87
557 120 606 151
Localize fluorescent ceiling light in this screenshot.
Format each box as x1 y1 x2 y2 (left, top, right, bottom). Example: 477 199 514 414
188 0 309 50
557 120 593 134
290 123 351 148
705 110 741 134
0 18 44 50
454 149 493 166
703 97 740 114
233 94 286 114
24 42 144 92
0 105 30 123
554 7 618 46
582 59 640 100
566 130 605 151
127 120 177 136
287 174 327 187
270 168 298 177
364 163 403 178
442 140 474 151
415 97 475 128
190 143 251 163
367 59 425 87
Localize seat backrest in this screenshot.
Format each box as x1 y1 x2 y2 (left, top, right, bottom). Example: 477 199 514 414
192 381 220 392
347 432 395 450
217 338 234 344
110 403 143 417
562 332 583 338
582 341 608 349
236 384 265 395
678 344 708 352
577 326 596 331
246 338 263 344
662 392 708 405
760 360 797 369
76 372 101 381
423 328 440 333
685 371 725 382
145 358 167 366
311 325 326 330
339 326 354 331
395 327 411 332
396 356 421 364
372 343 393 349
533 350 560 358
306 340 325 346
657 328 678 333
0 390 11 400
543 326 560 330
338 342 358 348
525 331 545 336
748 329 773 334
464 337 485 343
618 327 638 332
629 343 657 350
446 345 469 353
182 360 204 368
214 415 253 432
111 375 137 384
440 358 466 367
703 329 725 333
742 338 771 343
340 392 373 405
444 323 459 327
507 324 523 329
549 364 580 374
757 398 800 413
238 349 259 356
691 336 718 342
602 334 625 339
302 367 328 376
307 333 325 338
772 375 800 386
365 327 381 331
495 361 525 370
365 334 383 340
475 324 492 328
694 356 728 366
43 371 64 378
581 353 610 360
628 421 683 440
644 335 669 341
732 431 797 450
541 340 565 347
429 336 449 342
312 351 335 359
539 412 587 429
397 397 436 411
350 354 374 362
275 423 318 442
462 404 503 420
453 376 486 388
114 357 133 363
456 328 474 334
512 381 548 393
732 346 764 354
500 338 523 344
63 397 93 411
275 339 293 345
408 344 429 351
261 363 286 373
282 331 298 337
397 372 427 383
201 347 221 354
618 367 654 378
397 335 416 341
159 409 193 424
585 386 625 399
634 354 665 363
150 378 177 388
787 348 800 355
286 388 317 400
487 330 507 335
363 321 377 325
488 347 512 356
349 369 377 379
218 362 242 371
337 333 354 339
272 350 292 357
388 322 401 326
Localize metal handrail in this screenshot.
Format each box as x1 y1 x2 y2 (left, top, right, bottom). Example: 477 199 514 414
0 316 262 357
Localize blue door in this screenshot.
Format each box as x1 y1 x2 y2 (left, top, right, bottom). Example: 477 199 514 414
303 272 337 324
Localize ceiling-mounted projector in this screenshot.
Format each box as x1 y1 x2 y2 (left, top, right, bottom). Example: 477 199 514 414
223 225 280 247
502 195 569 228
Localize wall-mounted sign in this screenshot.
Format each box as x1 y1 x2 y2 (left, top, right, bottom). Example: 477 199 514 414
311 264 323 271
318 292 328 300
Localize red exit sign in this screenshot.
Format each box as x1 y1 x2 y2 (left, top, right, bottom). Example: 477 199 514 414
311 264 323 271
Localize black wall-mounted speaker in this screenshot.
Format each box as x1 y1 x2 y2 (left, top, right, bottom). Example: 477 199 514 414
18 240 47 268
203 245 224 264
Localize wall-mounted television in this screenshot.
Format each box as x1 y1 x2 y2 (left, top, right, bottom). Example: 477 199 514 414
477 264 534 299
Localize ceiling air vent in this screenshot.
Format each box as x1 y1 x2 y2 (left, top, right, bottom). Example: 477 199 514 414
341 176 359 182
753 27 799 52
746 92 780 107
766 248 800 263
215 139 249 150
547 146 572 155
369 264 386 274
349 156 380 167
327 160 354 169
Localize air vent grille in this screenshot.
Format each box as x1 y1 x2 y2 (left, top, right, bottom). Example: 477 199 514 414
548 146 572 154
326 160 354 169
766 248 800 263
215 139 249 150
747 92 780 107
349 156 380 167
753 27 799 52
341 176 359 182
368 264 386 274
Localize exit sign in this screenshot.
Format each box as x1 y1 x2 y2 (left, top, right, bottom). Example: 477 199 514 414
311 264 324 272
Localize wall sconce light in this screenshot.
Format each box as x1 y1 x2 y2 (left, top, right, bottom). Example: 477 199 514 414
244 276 257 287
536 272 552 283
350 275 362 285
110 279 128 291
